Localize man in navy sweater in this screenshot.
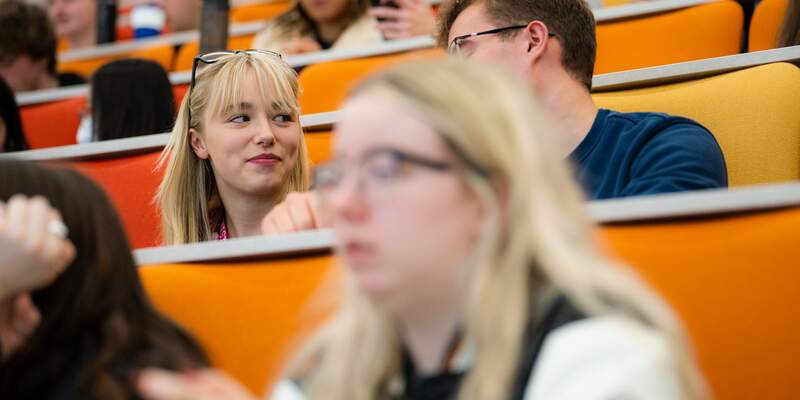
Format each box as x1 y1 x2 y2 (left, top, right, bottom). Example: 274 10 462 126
259 0 728 232
439 0 727 200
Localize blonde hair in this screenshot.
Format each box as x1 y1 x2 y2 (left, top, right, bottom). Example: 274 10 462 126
156 52 310 245
288 59 707 399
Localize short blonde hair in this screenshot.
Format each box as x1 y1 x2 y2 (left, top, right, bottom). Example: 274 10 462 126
156 52 310 245
288 58 706 399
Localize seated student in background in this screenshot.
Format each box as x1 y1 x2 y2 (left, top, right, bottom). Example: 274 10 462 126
137 59 707 400
77 59 174 143
259 0 728 234
0 159 209 397
253 0 382 55
157 50 310 245
439 0 727 199
0 78 28 152
0 0 57 92
49 0 97 50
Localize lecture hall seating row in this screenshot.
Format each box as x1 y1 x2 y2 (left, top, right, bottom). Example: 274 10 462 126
135 183 800 399
6 49 800 249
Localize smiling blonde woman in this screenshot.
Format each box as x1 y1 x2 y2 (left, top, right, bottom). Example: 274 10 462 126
156 51 310 245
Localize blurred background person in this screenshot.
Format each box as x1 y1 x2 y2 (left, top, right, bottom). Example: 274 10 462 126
0 0 57 92
0 78 28 152
77 58 175 143
779 0 800 47
48 0 97 50
368 0 436 40
0 159 209 398
253 0 382 55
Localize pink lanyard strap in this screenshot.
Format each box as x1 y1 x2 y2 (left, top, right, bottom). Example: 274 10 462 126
218 218 228 240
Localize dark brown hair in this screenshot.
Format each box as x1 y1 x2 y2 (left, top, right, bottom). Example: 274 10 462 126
0 0 56 66
779 0 800 47
437 0 597 90
91 59 176 141
0 160 208 399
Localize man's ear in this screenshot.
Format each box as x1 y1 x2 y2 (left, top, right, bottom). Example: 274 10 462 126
189 128 209 159
522 20 551 62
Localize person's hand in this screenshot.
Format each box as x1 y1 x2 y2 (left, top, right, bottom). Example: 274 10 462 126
0 293 40 360
0 195 76 301
137 368 257 400
369 0 436 40
261 191 328 235
281 37 322 55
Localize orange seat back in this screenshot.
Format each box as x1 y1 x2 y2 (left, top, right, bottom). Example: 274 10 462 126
58 43 176 78
69 150 164 249
20 97 86 149
600 206 800 400
140 254 341 394
595 1 743 74
305 130 332 165
174 35 256 72
230 1 290 23
297 48 445 115
749 0 790 51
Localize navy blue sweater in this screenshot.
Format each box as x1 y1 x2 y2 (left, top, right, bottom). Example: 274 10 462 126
570 109 728 200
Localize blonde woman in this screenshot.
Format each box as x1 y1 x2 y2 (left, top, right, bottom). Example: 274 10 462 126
252 0 382 55
138 59 706 399
157 50 310 245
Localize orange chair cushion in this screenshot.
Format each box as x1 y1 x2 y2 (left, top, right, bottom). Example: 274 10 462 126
230 1 290 23
20 97 86 149
305 130 332 165
600 206 800 400
297 47 445 115
139 255 341 394
58 43 176 78
749 0 790 51
69 150 164 249
595 1 743 74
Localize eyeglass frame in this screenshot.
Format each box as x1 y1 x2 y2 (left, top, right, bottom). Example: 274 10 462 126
448 25 556 55
313 143 490 205
186 49 282 129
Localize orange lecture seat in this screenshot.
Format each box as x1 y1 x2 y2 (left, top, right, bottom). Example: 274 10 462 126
600 205 800 400
20 97 86 149
297 47 445 115
595 1 743 74
58 43 176 78
69 150 164 249
140 254 341 394
230 0 290 23
304 130 332 165
173 35 256 72
749 0 790 51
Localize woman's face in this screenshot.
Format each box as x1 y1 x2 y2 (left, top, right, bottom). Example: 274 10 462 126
48 0 95 40
325 91 484 318
300 0 351 24
190 75 301 201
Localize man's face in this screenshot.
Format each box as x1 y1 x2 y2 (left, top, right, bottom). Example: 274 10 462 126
447 4 529 79
0 56 49 93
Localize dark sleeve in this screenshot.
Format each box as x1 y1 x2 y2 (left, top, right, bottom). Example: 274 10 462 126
622 122 728 197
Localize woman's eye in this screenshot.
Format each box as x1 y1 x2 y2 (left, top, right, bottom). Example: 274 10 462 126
229 115 250 123
273 114 292 123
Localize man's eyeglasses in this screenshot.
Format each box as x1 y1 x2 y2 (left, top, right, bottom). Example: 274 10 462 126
448 25 556 55
313 148 453 205
187 49 282 128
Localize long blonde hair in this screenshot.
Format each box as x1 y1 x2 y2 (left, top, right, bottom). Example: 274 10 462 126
288 58 707 399
156 52 310 245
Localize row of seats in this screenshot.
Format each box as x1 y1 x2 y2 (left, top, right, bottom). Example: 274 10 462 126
57 0 751 78
44 61 800 250
138 194 800 399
